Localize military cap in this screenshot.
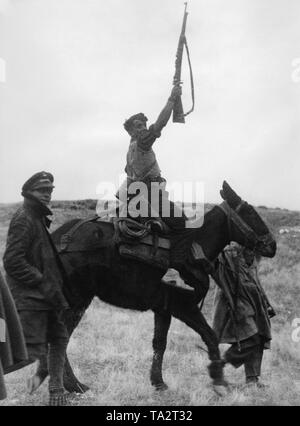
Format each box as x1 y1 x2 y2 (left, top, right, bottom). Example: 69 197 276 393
123 113 148 134
22 171 54 195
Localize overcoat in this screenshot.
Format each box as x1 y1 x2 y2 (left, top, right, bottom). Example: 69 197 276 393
212 248 272 347
0 272 28 400
3 198 69 311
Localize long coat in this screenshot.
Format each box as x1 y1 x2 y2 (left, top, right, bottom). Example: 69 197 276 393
3 198 69 312
212 249 272 347
0 271 28 400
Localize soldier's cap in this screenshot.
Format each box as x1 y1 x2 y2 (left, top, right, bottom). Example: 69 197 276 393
22 171 55 194
123 113 148 133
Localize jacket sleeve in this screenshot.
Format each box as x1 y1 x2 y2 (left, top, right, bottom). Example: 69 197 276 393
3 214 43 287
137 125 161 150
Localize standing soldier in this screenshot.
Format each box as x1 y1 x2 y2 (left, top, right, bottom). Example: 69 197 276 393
212 244 275 387
0 270 28 401
3 172 70 406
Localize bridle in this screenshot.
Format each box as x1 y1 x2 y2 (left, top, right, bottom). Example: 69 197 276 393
217 201 269 252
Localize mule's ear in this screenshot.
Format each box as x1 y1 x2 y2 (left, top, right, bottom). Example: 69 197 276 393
220 189 226 200
221 181 242 209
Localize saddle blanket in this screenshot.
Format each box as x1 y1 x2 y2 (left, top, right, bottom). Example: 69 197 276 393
119 234 170 271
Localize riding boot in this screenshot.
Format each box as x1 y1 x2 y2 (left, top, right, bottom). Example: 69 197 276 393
173 262 209 303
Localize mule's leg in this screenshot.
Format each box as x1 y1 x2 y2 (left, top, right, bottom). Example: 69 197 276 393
150 311 171 391
167 287 227 392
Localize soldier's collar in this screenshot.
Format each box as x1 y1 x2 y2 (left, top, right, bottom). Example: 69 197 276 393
24 196 53 218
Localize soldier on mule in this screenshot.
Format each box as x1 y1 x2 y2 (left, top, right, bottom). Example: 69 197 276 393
118 83 185 231
50 182 276 398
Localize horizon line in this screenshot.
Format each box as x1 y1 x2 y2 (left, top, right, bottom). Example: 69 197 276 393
0 198 299 213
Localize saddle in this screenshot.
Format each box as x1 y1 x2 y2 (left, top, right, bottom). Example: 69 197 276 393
114 217 171 271
57 216 171 271
57 216 208 273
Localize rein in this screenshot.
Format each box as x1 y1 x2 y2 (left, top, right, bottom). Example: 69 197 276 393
217 201 259 250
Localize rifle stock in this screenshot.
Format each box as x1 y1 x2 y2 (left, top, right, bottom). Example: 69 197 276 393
172 95 185 123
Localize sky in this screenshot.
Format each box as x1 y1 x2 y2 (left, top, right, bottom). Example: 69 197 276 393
0 0 300 210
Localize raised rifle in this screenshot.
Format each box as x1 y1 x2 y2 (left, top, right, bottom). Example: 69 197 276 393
173 2 195 123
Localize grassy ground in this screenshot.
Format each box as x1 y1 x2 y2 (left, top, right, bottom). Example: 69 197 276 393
0 201 299 406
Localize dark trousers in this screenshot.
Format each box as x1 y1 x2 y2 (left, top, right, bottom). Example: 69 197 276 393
160 200 186 230
174 262 210 303
18 310 69 392
126 183 186 231
18 310 68 359
224 334 264 379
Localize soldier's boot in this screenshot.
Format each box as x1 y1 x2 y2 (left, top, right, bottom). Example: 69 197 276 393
244 346 264 388
49 388 68 406
48 341 68 406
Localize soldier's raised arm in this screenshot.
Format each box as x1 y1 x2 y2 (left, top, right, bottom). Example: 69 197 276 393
152 85 182 134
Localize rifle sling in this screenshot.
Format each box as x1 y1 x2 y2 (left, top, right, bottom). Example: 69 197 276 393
183 38 195 118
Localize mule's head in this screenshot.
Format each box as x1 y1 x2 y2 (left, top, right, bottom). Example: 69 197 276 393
219 181 276 258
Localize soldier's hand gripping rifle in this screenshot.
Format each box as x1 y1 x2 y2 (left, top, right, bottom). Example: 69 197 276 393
173 2 195 123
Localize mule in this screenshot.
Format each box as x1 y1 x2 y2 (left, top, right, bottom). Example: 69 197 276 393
49 182 276 401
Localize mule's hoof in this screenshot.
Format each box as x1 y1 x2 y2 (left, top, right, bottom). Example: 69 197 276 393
49 390 68 406
153 382 168 392
213 383 229 398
